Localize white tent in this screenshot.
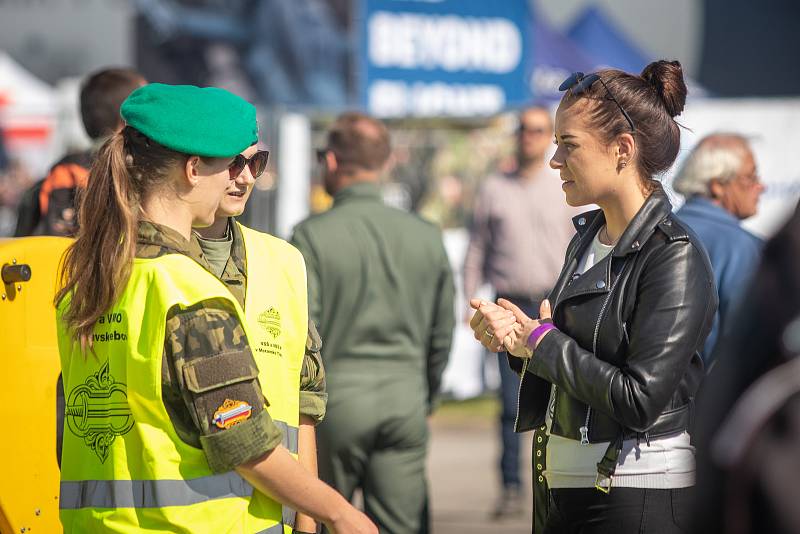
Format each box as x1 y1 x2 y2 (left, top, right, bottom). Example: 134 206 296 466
0 51 59 176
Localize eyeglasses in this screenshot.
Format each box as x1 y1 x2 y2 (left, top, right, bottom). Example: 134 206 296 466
229 150 269 179
736 171 762 188
559 72 636 132
518 125 549 136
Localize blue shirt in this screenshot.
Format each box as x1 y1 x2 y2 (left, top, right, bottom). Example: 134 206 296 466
675 196 763 364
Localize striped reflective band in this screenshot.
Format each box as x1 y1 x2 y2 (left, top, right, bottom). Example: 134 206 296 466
61 423 299 513
273 421 298 529
255 514 295 534
274 420 299 454
282 504 296 528
60 470 252 510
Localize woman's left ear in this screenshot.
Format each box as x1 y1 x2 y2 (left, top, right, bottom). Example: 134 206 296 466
617 133 636 170
184 156 202 186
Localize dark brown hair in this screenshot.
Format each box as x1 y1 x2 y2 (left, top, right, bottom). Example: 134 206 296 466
327 112 391 173
562 60 688 183
55 126 186 342
80 67 145 140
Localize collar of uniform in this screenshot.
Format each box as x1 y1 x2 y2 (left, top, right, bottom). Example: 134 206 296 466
570 185 674 258
333 181 382 206
136 220 191 258
228 218 248 278
187 232 210 269
189 219 247 279
680 195 742 228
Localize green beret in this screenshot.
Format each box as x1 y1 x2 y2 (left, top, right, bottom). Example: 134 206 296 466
120 83 258 158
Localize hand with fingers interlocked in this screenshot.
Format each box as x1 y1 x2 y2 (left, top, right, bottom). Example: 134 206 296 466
468 298 555 359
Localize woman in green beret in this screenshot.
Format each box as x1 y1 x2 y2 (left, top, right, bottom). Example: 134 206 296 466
55 83 376 534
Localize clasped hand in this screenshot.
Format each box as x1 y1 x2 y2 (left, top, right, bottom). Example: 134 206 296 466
468 298 553 358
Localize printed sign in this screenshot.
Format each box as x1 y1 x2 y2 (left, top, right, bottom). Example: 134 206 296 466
360 0 532 117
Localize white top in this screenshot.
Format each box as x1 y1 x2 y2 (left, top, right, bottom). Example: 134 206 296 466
544 228 695 489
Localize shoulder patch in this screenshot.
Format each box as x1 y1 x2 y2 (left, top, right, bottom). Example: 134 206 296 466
212 399 253 429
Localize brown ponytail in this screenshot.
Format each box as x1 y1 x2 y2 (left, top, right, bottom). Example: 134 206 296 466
55 126 186 342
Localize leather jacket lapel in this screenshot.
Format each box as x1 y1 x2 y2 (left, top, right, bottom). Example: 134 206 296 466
612 187 674 257
556 253 613 305
551 188 674 316
551 209 604 314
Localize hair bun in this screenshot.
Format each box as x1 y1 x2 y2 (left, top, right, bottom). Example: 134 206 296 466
641 60 687 118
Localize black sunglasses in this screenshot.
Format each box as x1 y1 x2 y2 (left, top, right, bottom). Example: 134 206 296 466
559 72 636 132
229 150 269 179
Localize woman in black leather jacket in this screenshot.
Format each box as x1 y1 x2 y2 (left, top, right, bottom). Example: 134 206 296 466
470 60 716 534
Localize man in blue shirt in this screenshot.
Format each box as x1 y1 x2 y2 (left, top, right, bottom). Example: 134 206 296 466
674 133 765 366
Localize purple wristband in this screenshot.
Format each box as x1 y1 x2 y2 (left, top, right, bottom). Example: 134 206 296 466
527 323 557 349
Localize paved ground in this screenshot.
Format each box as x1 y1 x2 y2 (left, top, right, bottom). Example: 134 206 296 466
428 398 533 534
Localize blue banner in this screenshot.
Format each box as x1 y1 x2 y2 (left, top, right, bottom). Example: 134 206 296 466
359 0 532 117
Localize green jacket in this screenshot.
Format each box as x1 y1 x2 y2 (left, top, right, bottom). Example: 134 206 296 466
291 182 455 412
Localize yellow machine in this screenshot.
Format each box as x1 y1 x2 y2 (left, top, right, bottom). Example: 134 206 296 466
0 237 71 534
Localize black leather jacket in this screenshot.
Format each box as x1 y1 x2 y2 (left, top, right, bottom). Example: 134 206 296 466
512 188 717 443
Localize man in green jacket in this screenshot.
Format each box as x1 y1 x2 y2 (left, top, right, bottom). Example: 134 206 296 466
291 112 455 534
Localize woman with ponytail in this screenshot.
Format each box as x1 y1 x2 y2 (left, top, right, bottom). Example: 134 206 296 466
470 61 716 533
55 83 376 534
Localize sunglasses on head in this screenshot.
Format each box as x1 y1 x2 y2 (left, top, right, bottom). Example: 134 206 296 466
228 150 269 179
559 72 636 132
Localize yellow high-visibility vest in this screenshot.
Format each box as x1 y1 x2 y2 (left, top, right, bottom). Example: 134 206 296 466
237 222 308 531
57 242 307 533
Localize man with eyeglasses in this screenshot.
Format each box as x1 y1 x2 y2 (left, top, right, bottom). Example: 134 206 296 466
674 133 765 367
463 105 579 519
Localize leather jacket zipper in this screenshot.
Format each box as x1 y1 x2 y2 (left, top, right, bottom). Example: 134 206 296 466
579 410 591 445
513 358 529 431
515 272 576 431
581 263 624 445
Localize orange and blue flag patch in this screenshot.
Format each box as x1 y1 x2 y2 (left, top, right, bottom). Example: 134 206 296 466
212 399 253 429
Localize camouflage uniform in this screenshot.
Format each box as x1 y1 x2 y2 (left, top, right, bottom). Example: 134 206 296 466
137 220 284 472
189 219 327 424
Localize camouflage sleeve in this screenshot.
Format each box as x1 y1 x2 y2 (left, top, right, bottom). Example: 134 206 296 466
162 298 284 473
299 320 327 424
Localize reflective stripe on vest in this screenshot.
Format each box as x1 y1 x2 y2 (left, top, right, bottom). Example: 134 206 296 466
256 523 287 534
275 420 299 454
61 475 296 531
60 471 252 510
282 504 296 529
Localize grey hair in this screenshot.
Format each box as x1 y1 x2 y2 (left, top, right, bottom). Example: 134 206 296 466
673 133 752 198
